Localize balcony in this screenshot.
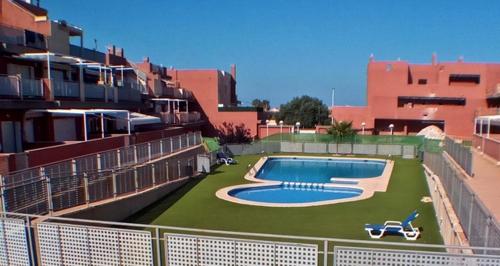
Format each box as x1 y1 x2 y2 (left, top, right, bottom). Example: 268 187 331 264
85 83 115 102
160 112 201 125
0 75 44 99
0 23 47 50
117 82 143 102
69 44 106 64
52 80 79 98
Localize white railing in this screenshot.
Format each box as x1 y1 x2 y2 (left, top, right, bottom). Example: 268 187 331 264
1 132 203 215
0 213 498 266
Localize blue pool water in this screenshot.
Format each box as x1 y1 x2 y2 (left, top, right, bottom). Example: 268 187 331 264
256 158 385 183
229 185 363 204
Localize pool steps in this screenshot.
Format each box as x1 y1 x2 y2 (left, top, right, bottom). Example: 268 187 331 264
281 181 326 189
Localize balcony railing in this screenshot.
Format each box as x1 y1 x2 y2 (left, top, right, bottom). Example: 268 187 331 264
161 112 201 124
0 76 44 99
53 80 79 98
0 75 20 97
118 82 142 102
0 23 47 50
85 83 105 100
21 79 44 98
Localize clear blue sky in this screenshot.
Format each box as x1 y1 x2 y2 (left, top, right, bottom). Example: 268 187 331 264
43 0 500 107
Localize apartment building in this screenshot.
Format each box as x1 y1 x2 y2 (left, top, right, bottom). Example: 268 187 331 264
332 54 500 139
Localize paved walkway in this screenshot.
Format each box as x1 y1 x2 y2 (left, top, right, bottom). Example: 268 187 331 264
468 149 500 222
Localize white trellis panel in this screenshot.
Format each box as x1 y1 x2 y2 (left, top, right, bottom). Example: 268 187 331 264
235 240 275 265
333 246 500 266
275 243 318 266
165 234 198 266
0 218 30 266
88 227 121 265
165 233 318 266
37 222 153 266
38 223 63 266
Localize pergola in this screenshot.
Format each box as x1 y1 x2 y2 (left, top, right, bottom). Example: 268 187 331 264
26 109 131 141
474 115 500 139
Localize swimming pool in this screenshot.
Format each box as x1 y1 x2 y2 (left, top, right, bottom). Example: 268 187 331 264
256 157 386 183
216 156 393 207
229 184 363 204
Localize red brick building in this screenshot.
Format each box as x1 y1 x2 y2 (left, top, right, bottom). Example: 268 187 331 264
332 55 500 138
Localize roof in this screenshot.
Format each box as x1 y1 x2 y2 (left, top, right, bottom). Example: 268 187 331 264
12 0 48 16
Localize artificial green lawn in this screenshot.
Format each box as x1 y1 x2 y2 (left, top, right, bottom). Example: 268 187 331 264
127 154 443 245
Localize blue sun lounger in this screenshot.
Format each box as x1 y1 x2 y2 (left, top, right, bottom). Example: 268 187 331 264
364 211 420 240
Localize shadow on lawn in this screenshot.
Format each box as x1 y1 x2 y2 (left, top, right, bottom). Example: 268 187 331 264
123 166 222 224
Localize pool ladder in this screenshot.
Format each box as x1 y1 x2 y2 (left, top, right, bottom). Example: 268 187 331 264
282 182 325 190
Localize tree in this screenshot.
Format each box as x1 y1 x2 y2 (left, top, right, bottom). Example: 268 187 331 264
277 96 331 128
217 122 252 144
328 121 357 142
251 99 270 111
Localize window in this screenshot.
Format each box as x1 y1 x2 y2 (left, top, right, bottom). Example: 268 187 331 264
449 74 480 85
397 96 466 107
418 79 427 85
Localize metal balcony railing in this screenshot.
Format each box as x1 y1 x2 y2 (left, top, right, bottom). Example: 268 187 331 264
52 80 79 98
21 78 44 98
0 75 21 97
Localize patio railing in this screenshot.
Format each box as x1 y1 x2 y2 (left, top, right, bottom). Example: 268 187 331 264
0 212 498 266
424 152 500 253
0 132 202 215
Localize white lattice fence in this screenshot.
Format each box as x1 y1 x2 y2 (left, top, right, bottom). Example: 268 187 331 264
0 218 30 266
37 222 153 266
333 246 500 266
165 234 318 266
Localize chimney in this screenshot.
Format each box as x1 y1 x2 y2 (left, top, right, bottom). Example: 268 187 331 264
143 57 150 63
458 55 464 63
431 52 437 65
230 64 236 80
369 53 375 63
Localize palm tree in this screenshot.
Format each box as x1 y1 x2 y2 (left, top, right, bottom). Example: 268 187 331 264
328 121 357 143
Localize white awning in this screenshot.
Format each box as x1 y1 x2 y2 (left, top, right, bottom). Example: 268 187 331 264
129 112 161 127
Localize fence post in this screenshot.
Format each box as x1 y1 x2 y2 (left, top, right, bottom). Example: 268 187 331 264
483 217 491 254
83 173 90 206
468 194 475 236
71 159 77 177
159 140 163 156
187 133 190 147
179 135 182 150
170 137 174 153
177 160 181 178
323 240 328 266
96 154 102 173
42 167 54 214
155 228 162 266
134 145 138 164
134 168 139 193
151 164 156 187
112 169 117 198
0 175 6 213
148 143 152 161
166 162 169 182
116 149 121 168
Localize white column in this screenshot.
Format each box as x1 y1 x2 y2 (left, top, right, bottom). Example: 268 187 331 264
83 113 88 141
100 113 105 138
487 118 491 138
127 112 131 135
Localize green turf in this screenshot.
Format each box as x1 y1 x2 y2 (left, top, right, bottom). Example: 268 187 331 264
127 154 443 246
